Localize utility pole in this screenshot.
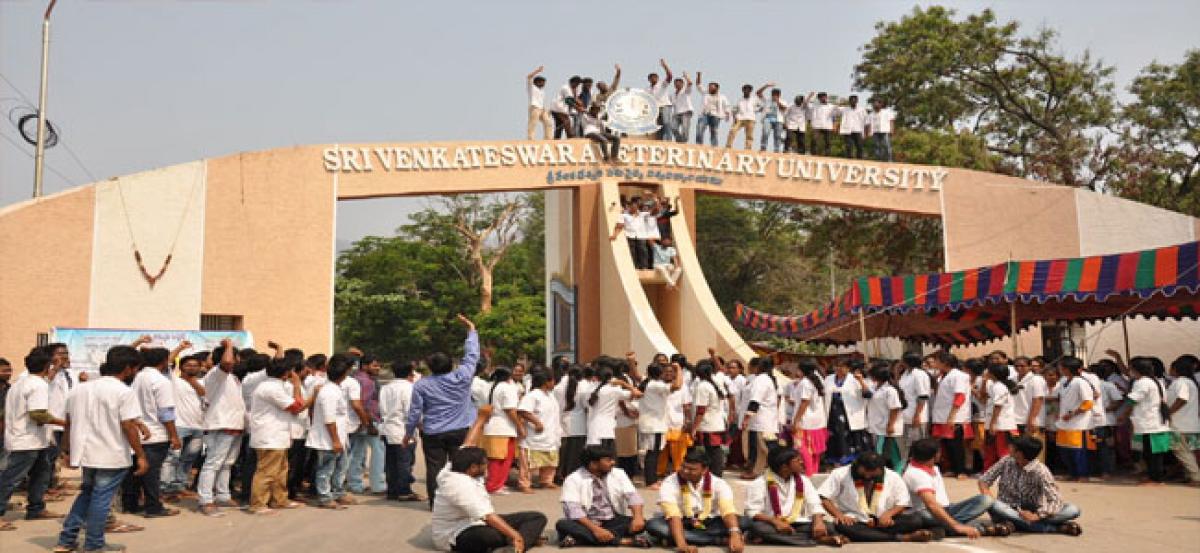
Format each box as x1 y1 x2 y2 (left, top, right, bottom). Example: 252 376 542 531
828 245 836 301
33 0 58 198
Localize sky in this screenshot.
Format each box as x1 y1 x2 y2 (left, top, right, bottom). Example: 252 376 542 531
0 0 1196 243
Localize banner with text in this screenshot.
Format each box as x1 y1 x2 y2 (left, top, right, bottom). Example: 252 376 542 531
51 327 254 373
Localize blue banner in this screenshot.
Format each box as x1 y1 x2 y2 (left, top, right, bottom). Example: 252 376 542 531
51 327 254 373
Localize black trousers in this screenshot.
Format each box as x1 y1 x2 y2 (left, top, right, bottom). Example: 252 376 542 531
843 132 864 159
627 239 651 270
786 130 807 154
811 130 833 156
555 514 632 546
942 425 967 475
421 427 469 505
833 511 924 542
120 442 169 514
453 511 547 553
235 435 257 501
286 439 310 499
1143 434 1167 482
553 112 575 139
384 441 417 497
699 434 726 477
557 436 587 482
643 433 664 486
750 520 831 546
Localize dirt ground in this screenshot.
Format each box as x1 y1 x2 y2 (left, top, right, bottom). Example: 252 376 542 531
2 455 1198 553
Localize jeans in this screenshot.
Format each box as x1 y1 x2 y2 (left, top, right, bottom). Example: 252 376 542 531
197 431 243 505
842 132 865 158
645 515 751 546
695 114 721 146
384 440 417 497
0 447 54 517
657 106 674 140
121 441 169 514
873 132 893 161
453 511 547 553
760 119 784 152
420 427 469 505
348 432 386 494
57 468 128 551
313 449 349 503
587 132 621 161
916 494 994 532
988 500 1080 533
555 514 633 546
672 111 692 143
162 427 204 493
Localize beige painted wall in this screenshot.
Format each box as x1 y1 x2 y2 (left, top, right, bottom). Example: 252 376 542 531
0 187 95 360
88 162 207 329
201 149 336 354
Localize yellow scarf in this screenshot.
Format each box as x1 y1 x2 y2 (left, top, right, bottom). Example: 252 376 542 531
855 479 884 517
680 472 714 527
765 471 806 523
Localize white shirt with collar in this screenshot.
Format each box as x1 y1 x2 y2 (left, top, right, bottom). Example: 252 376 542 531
131 366 176 444
931 369 971 425
1013 371 1047 426
824 374 867 431
784 104 808 131
869 107 896 133
561 466 639 517
528 81 545 110
672 84 695 114
202 367 245 431
747 372 780 433
817 466 909 523
807 103 837 130
1127 377 1170 435
551 84 575 114
432 468 495 551
838 106 868 134
733 96 762 121
744 472 824 522
701 93 730 118
657 472 737 519
651 80 672 107
4 372 54 451
65 376 142 469
249 378 299 449
379 378 414 444
1167 377 1200 433
899 369 931 426
985 380 1017 431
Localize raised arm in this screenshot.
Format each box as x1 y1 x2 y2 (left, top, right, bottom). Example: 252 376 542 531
610 63 622 90
660 58 672 82
756 82 774 98
527 65 544 83
455 314 480 375
219 338 236 373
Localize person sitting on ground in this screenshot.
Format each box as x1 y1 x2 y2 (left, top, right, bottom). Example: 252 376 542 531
817 451 933 543
645 448 750 553
903 438 1011 538
977 435 1082 536
556 445 650 548
432 446 547 553
745 447 847 547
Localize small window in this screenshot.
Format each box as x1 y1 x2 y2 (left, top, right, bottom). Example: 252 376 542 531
201 314 243 331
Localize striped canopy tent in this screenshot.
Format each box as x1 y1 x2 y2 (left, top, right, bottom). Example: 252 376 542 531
734 241 1200 346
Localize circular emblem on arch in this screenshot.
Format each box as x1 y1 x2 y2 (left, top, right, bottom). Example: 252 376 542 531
604 89 660 135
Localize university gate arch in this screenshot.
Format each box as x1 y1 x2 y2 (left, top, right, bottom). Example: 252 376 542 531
2 139 1196 362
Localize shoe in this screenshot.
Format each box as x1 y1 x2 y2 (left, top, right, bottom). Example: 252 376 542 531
83 544 127 553
199 504 224 517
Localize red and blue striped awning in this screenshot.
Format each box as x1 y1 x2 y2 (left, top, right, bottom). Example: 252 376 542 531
734 241 1200 346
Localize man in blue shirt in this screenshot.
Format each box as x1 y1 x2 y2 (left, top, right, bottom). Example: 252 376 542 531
404 314 480 507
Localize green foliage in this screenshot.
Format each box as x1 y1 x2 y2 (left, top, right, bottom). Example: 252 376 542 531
334 193 546 364
1109 50 1200 216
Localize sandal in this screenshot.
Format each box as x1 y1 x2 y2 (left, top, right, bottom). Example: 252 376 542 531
631 534 653 548
558 535 577 548
0 521 17 531
51 546 75 553
902 529 934 543
316 501 347 510
1058 521 1083 536
106 522 145 533
817 535 848 547
984 522 1015 537
144 508 181 518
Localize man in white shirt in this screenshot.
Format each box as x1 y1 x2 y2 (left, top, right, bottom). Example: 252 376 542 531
726 83 770 150
866 98 896 161
929 351 972 477
740 357 780 479
55 345 149 553
670 72 695 144
897 353 931 462
759 88 787 153
380 359 421 501
197 340 245 516
556 445 648 547
307 355 354 509
745 447 844 546
694 75 730 146
904 439 1009 538
784 93 815 154
0 348 64 531
162 353 206 499
247 358 307 514
838 95 868 159
550 76 582 139
1012 356 1048 461
432 447 548 552
645 449 749 552
610 200 651 270
807 92 836 156
648 58 674 140
121 347 181 518
818 452 932 543
526 65 552 140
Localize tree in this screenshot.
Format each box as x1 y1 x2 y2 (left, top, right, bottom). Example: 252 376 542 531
855 6 1118 188
431 195 530 313
1109 50 1200 216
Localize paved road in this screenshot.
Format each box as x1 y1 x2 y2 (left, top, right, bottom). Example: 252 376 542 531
2 457 1197 553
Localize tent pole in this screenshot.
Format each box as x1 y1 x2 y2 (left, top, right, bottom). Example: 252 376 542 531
858 310 869 362
1010 300 1020 357
1121 315 1131 360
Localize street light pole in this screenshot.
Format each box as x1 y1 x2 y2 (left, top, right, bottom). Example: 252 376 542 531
32 0 58 199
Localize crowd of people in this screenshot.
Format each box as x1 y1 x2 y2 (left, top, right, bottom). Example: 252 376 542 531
609 191 684 287
525 60 899 162
2 319 1197 552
